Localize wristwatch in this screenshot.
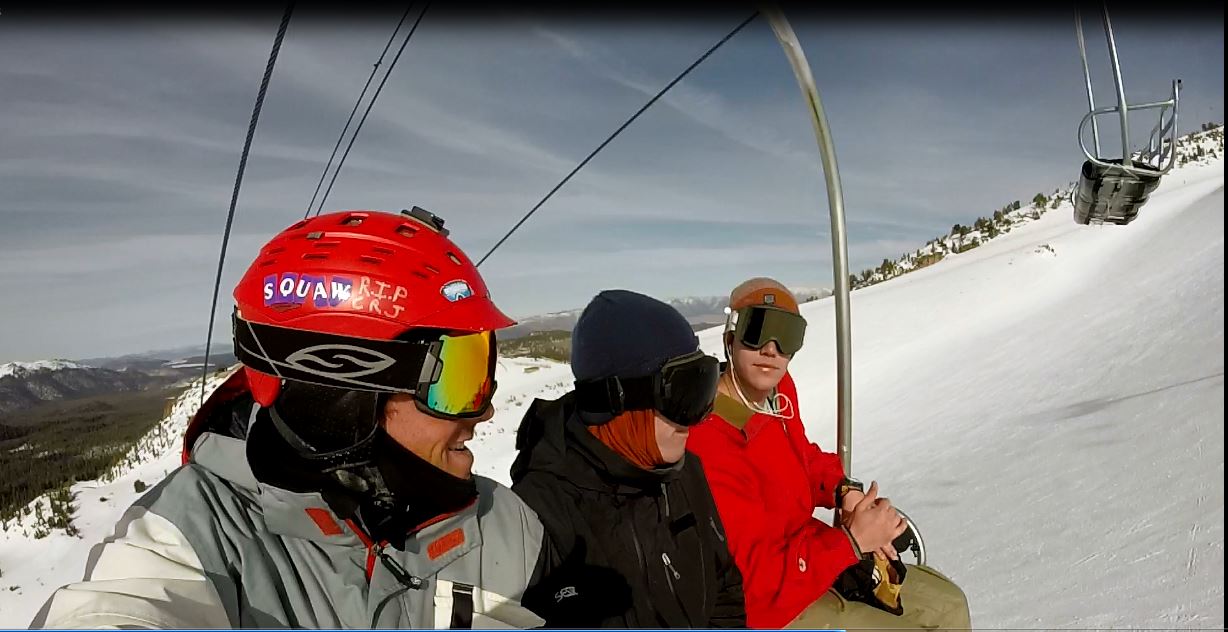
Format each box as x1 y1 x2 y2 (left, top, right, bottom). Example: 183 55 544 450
835 477 864 508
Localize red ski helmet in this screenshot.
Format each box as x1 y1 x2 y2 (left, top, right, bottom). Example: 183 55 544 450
231 207 514 413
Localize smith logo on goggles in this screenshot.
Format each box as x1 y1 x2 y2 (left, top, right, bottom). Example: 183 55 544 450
233 312 497 419
732 305 807 356
573 350 721 427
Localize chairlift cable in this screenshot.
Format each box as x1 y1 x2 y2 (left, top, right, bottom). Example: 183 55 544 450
314 1 432 217
201 3 295 402
305 3 417 220
475 11 760 268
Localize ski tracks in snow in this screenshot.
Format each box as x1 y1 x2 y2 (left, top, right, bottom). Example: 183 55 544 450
1186 522 1200 578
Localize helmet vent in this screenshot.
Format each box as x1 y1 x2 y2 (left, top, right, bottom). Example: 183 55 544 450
341 213 367 226
266 246 286 255
412 270 430 280
446 252 462 265
424 264 440 275
372 246 395 256
306 231 324 240
258 259 278 267
302 253 329 261
313 241 340 249
396 224 418 238
359 255 383 265
288 219 309 230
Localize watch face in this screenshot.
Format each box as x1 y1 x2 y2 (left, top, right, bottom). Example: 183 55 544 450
841 478 865 495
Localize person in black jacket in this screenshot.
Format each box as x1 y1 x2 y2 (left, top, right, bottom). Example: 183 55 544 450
513 289 746 628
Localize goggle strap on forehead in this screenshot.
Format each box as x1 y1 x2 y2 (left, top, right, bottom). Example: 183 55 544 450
574 375 657 416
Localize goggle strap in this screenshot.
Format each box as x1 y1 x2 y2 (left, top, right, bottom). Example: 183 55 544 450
233 312 432 394
267 404 322 455
574 375 656 416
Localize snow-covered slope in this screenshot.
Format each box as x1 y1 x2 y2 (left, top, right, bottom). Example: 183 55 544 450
0 370 235 623
1 138 1221 627
699 155 1220 628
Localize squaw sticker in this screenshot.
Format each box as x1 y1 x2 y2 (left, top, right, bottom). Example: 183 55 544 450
441 280 474 302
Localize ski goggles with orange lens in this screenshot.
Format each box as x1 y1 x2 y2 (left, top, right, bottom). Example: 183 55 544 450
416 330 497 419
732 305 807 356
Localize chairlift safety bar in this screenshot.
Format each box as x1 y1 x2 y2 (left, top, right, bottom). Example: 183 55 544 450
1075 5 1182 179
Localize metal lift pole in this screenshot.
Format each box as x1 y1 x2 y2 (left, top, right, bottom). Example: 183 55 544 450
758 4 854 479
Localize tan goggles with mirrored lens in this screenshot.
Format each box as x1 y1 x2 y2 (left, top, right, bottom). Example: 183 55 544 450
734 306 807 356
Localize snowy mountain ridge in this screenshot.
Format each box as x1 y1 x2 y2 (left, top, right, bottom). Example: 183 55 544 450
0 360 91 380
0 361 168 415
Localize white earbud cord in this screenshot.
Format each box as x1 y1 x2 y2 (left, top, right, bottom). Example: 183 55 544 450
722 307 796 421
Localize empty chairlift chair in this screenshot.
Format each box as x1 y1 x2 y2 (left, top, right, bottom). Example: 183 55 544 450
1072 5 1181 225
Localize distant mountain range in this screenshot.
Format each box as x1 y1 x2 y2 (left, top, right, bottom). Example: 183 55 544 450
0 349 235 416
0 362 160 415
503 288 831 339
0 289 830 413
78 345 236 374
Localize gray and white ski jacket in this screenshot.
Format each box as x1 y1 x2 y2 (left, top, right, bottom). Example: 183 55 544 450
30 404 547 629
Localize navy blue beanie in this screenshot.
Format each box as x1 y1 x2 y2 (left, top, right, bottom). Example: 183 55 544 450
571 289 699 382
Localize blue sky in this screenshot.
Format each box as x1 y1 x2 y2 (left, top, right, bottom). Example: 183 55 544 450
0 6 1222 361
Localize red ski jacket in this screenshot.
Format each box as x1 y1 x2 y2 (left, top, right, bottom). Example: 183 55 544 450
686 372 860 628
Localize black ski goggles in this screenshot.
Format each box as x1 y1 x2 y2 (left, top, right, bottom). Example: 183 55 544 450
573 350 721 427
732 305 807 356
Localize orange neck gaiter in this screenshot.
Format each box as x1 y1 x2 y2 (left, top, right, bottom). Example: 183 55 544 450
587 409 663 470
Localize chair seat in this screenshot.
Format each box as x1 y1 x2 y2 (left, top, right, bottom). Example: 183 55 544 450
1073 159 1163 225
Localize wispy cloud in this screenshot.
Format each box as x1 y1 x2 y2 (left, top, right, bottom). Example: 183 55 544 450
0 13 1220 360
530 24 818 165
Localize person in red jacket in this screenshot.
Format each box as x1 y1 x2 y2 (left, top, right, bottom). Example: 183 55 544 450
686 277 971 629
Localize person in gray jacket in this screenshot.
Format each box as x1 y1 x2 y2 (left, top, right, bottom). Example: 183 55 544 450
31 209 548 629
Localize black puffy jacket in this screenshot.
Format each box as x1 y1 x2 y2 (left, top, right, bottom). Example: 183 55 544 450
511 393 746 628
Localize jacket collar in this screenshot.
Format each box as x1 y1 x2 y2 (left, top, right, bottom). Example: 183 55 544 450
190 410 484 571
259 483 484 573
512 391 684 496
711 390 781 442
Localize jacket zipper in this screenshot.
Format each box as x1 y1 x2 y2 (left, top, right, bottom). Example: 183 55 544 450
375 543 425 591
624 508 651 628
661 550 695 624
661 552 682 613
368 542 427 627
661 552 681 582
347 514 468 627
709 516 726 543
628 517 649 578
777 417 819 506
